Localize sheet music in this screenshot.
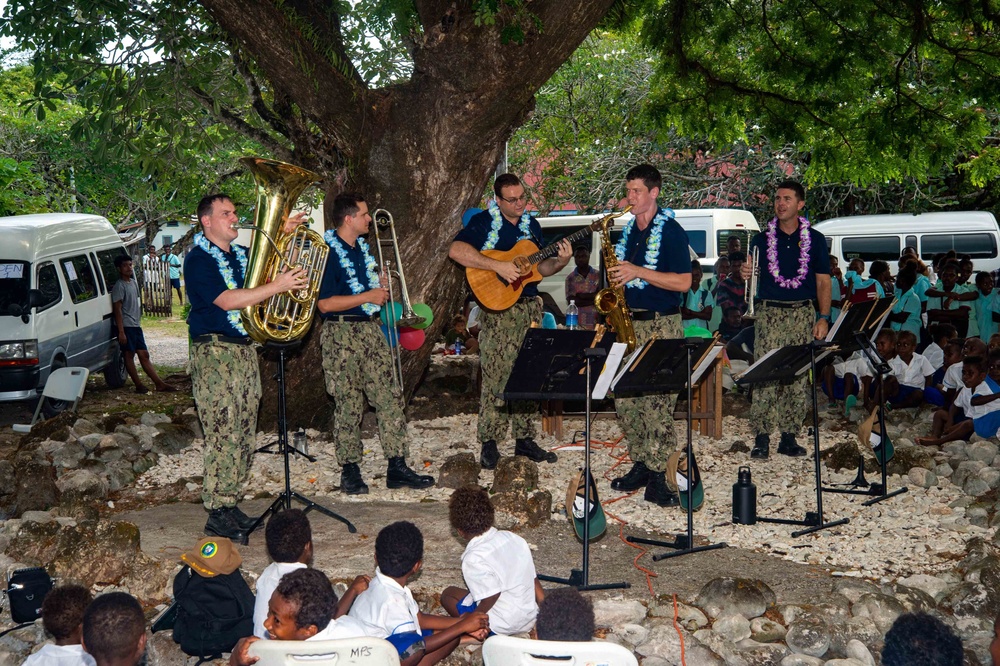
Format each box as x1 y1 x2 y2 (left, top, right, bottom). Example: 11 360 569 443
691 344 725 385
592 342 628 400
610 344 647 391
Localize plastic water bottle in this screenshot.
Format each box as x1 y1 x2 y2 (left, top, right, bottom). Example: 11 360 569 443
452 340 462 356
566 300 579 330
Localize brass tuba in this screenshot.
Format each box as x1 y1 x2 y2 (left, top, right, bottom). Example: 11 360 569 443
238 157 327 344
594 207 638 352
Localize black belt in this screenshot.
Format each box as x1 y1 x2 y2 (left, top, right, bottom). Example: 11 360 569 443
192 334 253 346
326 314 380 323
758 299 813 309
631 308 680 321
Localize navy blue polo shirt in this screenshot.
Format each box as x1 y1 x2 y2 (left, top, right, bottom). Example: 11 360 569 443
453 209 543 298
318 235 374 318
184 242 249 339
750 222 830 302
620 210 691 313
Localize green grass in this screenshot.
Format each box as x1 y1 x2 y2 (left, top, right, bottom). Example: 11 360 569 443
142 302 188 336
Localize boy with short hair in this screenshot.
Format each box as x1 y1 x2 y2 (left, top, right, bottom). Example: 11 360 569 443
924 323 957 373
441 486 544 636
253 509 312 638
535 589 594 642
349 521 489 666
681 261 714 330
941 337 988 407
917 356 1000 446
884 330 934 409
24 585 95 666
81 593 146 666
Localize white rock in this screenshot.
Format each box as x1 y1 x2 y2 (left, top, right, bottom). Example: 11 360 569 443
897 574 953 603
713 614 751 643
612 623 649 648
780 656 823 666
593 598 647 628
845 639 875 666
140 412 171 427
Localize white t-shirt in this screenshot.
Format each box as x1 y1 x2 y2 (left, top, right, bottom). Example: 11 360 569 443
309 615 370 641
254 561 308 638
965 380 1000 420
923 342 944 371
943 363 964 391
348 569 421 639
955 386 972 413
23 643 95 666
461 528 539 635
892 353 935 389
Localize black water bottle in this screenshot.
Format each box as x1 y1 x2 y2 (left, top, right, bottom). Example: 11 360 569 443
732 466 757 525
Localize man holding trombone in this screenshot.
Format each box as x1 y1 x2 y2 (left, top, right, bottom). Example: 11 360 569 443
317 193 435 494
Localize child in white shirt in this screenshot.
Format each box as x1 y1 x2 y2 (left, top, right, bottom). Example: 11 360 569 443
24 585 95 666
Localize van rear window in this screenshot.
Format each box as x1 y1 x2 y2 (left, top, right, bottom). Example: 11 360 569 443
921 233 998 260
842 236 901 262
0 261 29 316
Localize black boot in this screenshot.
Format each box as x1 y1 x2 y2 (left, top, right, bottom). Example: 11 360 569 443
230 505 263 532
480 440 500 470
643 472 680 507
340 462 369 495
387 457 435 489
778 432 807 457
610 461 651 491
514 438 558 464
204 508 248 544
751 433 770 459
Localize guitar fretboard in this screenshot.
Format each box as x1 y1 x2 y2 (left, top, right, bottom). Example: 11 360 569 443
526 225 597 264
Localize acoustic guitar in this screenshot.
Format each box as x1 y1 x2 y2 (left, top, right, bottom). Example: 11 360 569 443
466 208 631 311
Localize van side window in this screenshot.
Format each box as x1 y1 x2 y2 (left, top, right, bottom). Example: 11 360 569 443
89 253 106 295
35 263 62 311
687 230 707 258
60 255 98 304
842 236 900 262
95 248 128 292
922 233 998 260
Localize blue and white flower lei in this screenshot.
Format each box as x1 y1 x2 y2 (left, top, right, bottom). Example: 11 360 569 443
324 230 381 315
613 208 672 289
483 200 533 250
193 232 248 334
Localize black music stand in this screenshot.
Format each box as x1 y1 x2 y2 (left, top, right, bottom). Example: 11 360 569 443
247 342 356 539
820 297 907 505
618 338 727 560
501 329 628 591
735 341 849 537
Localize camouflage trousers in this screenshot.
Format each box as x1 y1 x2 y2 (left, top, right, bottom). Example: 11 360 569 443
477 299 543 443
190 341 261 510
614 313 683 473
320 320 407 464
749 303 815 435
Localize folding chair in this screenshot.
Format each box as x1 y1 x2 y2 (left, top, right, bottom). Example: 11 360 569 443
482 635 638 666
248 637 401 666
13 367 90 433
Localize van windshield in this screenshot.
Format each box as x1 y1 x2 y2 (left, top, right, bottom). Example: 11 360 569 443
0 261 30 316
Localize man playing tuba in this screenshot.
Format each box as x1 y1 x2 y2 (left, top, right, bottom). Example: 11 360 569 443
607 165 693 507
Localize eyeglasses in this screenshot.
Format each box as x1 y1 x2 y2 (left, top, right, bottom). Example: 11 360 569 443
498 194 528 204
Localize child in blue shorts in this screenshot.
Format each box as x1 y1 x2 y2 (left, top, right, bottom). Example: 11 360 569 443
917 356 1000 446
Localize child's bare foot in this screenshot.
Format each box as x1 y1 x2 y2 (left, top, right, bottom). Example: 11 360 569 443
915 436 940 447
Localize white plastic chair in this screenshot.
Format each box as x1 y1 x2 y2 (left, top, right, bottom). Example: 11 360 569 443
248 637 401 666
13 367 90 433
482 635 638 666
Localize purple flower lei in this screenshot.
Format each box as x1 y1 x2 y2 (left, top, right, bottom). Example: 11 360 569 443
766 216 811 289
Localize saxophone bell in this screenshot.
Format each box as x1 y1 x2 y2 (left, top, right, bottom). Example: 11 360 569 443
594 205 638 352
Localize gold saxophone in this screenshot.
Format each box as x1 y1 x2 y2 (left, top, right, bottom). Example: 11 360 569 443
594 207 638 352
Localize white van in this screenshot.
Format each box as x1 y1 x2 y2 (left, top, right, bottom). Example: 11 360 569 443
814 211 1000 274
0 214 129 411
536 208 759 314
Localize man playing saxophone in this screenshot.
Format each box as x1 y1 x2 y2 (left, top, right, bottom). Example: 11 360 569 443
608 165 693 507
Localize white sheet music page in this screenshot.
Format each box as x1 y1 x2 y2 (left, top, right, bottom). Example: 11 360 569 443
592 342 628 400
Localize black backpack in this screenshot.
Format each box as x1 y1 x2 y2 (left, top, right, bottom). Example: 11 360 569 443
171 565 254 662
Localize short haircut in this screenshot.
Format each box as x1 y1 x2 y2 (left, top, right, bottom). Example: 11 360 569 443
274 568 337 632
964 355 987 375
876 329 897 345
114 255 131 269
944 339 964 355
331 193 366 227
196 194 232 223
897 330 917 347
625 164 662 192
493 174 522 197
375 521 424 577
536 589 594 642
775 179 805 201
82 592 145 665
965 337 987 356
723 306 741 317
988 347 1000 363
976 270 992 285
895 266 916 292
930 323 957 344
941 261 960 275
42 585 93 640
881 612 962 666
691 259 701 270
448 486 494 537
869 260 890 278
728 251 746 263
265 509 312 564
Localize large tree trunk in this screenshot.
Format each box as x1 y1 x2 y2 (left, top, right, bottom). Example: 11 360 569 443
197 0 616 429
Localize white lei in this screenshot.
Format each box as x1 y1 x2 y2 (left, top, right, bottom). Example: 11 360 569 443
613 208 672 289
483 200 533 250
324 230 381 315
193 232 248 335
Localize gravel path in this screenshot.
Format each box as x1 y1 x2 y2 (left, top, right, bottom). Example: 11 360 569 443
144 330 189 370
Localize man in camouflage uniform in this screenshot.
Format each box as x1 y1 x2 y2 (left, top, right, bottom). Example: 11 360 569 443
185 194 308 542
607 164 694 507
318 193 434 495
449 174 572 469
743 181 832 458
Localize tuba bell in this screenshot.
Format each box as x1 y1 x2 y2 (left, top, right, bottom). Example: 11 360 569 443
238 157 327 344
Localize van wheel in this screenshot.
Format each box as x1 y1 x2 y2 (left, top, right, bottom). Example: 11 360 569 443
104 344 127 389
41 358 71 419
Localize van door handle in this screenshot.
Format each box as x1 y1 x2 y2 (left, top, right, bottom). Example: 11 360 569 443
63 310 69 316
75 312 79 327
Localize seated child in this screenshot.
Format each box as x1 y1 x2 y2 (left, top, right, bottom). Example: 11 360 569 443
917 356 1000 446
535 589 594 642
990 332 1000 353
230 568 370 665
884 330 934 408
717 306 746 342
24 585 95 666
941 337 988 408
81 593 146 666
349 521 489 666
861 329 898 412
923 323 957 372
444 315 479 354
821 352 865 415
254 509 311 638
441 486 544 636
